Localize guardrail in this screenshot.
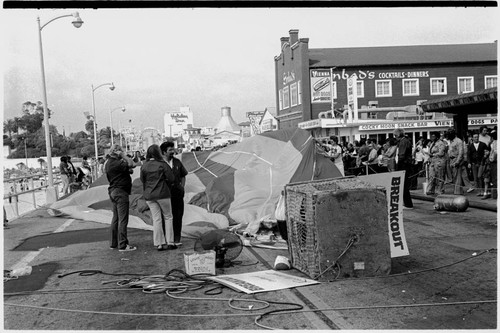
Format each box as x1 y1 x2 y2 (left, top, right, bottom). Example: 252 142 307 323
3 172 63 218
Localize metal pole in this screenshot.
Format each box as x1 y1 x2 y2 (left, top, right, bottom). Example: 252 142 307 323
24 139 28 166
37 16 57 204
119 118 123 147
91 85 99 160
109 107 114 147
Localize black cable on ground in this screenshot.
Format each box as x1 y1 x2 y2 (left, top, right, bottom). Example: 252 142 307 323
58 269 144 278
330 248 496 282
253 298 304 330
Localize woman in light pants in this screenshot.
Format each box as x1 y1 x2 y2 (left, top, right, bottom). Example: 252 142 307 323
140 144 176 251
147 199 174 248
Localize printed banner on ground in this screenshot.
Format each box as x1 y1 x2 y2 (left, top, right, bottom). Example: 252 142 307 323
359 171 410 258
207 270 320 294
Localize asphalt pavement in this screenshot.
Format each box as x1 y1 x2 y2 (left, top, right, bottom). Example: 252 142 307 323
3 176 497 330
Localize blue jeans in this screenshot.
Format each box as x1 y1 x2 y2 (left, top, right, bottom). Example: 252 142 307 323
109 188 130 249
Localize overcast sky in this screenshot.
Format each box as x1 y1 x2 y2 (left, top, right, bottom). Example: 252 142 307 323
2 7 498 135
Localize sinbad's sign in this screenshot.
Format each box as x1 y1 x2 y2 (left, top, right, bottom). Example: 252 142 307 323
331 69 430 80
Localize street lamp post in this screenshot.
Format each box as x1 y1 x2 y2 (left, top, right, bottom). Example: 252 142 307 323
109 106 126 147
37 12 83 204
91 82 115 160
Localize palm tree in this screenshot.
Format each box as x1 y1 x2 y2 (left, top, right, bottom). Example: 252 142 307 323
37 158 46 172
16 162 27 170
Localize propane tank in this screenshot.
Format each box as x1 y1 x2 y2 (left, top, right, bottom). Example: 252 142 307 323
433 194 469 212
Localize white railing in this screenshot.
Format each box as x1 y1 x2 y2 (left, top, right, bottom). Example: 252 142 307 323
4 166 101 220
3 172 62 218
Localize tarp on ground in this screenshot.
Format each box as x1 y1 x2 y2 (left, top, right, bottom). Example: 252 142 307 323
49 128 342 238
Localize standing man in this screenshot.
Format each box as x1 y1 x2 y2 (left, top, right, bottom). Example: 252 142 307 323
485 128 497 199
478 126 492 145
426 131 447 196
106 144 136 252
160 141 188 246
394 128 413 209
446 128 464 195
468 132 488 194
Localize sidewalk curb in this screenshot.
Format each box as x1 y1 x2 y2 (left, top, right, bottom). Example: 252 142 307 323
411 193 497 212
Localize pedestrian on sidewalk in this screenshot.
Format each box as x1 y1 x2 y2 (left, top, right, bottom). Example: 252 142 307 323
329 136 344 176
394 128 413 208
441 131 453 184
160 141 188 246
59 156 70 196
459 131 475 193
106 144 136 252
468 132 489 195
482 128 497 200
426 131 447 196
411 137 425 190
140 144 176 251
447 128 465 195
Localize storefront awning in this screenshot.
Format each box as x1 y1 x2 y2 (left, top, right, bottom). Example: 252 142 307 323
421 87 497 114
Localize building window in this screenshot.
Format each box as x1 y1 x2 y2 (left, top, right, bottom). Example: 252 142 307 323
298 80 302 105
485 75 497 89
357 81 364 98
283 86 290 109
457 77 474 94
290 82 298 107
278 89 283 110
403 79 419 96
375 80 392 97
430 78 447 95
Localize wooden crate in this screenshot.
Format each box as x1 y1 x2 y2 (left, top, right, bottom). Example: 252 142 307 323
285 177 391 280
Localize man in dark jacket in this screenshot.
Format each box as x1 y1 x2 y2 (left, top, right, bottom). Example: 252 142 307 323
394 128 414 209
468 132 489 194
160 141 188 246
106 144 136 252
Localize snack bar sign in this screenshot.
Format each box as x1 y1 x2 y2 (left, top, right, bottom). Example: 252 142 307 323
310 70 332 104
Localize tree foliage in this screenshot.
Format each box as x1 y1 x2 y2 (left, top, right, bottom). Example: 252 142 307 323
4 101 114 159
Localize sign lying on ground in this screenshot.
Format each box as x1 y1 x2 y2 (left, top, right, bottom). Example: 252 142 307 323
359 171 409 258
207 270 320 294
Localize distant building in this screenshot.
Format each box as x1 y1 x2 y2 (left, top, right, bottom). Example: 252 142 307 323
260 108 279 133
207 131 241 147
181 125 204 151
164 106 194 138
215 106 240 134
239 121 252 138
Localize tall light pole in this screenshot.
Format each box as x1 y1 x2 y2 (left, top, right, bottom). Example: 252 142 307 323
109 106 126 147
38 12 83 204
91 82 115 160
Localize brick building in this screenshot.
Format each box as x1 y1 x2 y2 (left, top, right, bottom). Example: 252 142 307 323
274 29 497 143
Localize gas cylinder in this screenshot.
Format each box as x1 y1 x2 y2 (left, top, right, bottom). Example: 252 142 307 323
433 194 469 212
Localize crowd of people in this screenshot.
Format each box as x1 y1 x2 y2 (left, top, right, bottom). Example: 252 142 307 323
104 142 188 252
318 125 498 204
59 155 92 196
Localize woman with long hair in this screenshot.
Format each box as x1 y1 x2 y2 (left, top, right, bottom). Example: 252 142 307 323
140 144 176 251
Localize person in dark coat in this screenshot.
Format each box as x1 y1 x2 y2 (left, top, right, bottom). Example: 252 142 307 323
106 144 136 252
160 141 188 246
140 144 176 251
394 128 413 209
468 132 489 194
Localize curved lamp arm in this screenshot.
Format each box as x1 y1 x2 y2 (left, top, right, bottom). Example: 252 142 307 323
39 12 83 31
92 82 115 92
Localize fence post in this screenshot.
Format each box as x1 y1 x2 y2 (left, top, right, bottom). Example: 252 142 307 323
30 177 36 209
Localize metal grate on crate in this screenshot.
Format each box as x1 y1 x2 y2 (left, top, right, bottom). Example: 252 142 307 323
284 177 380 279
